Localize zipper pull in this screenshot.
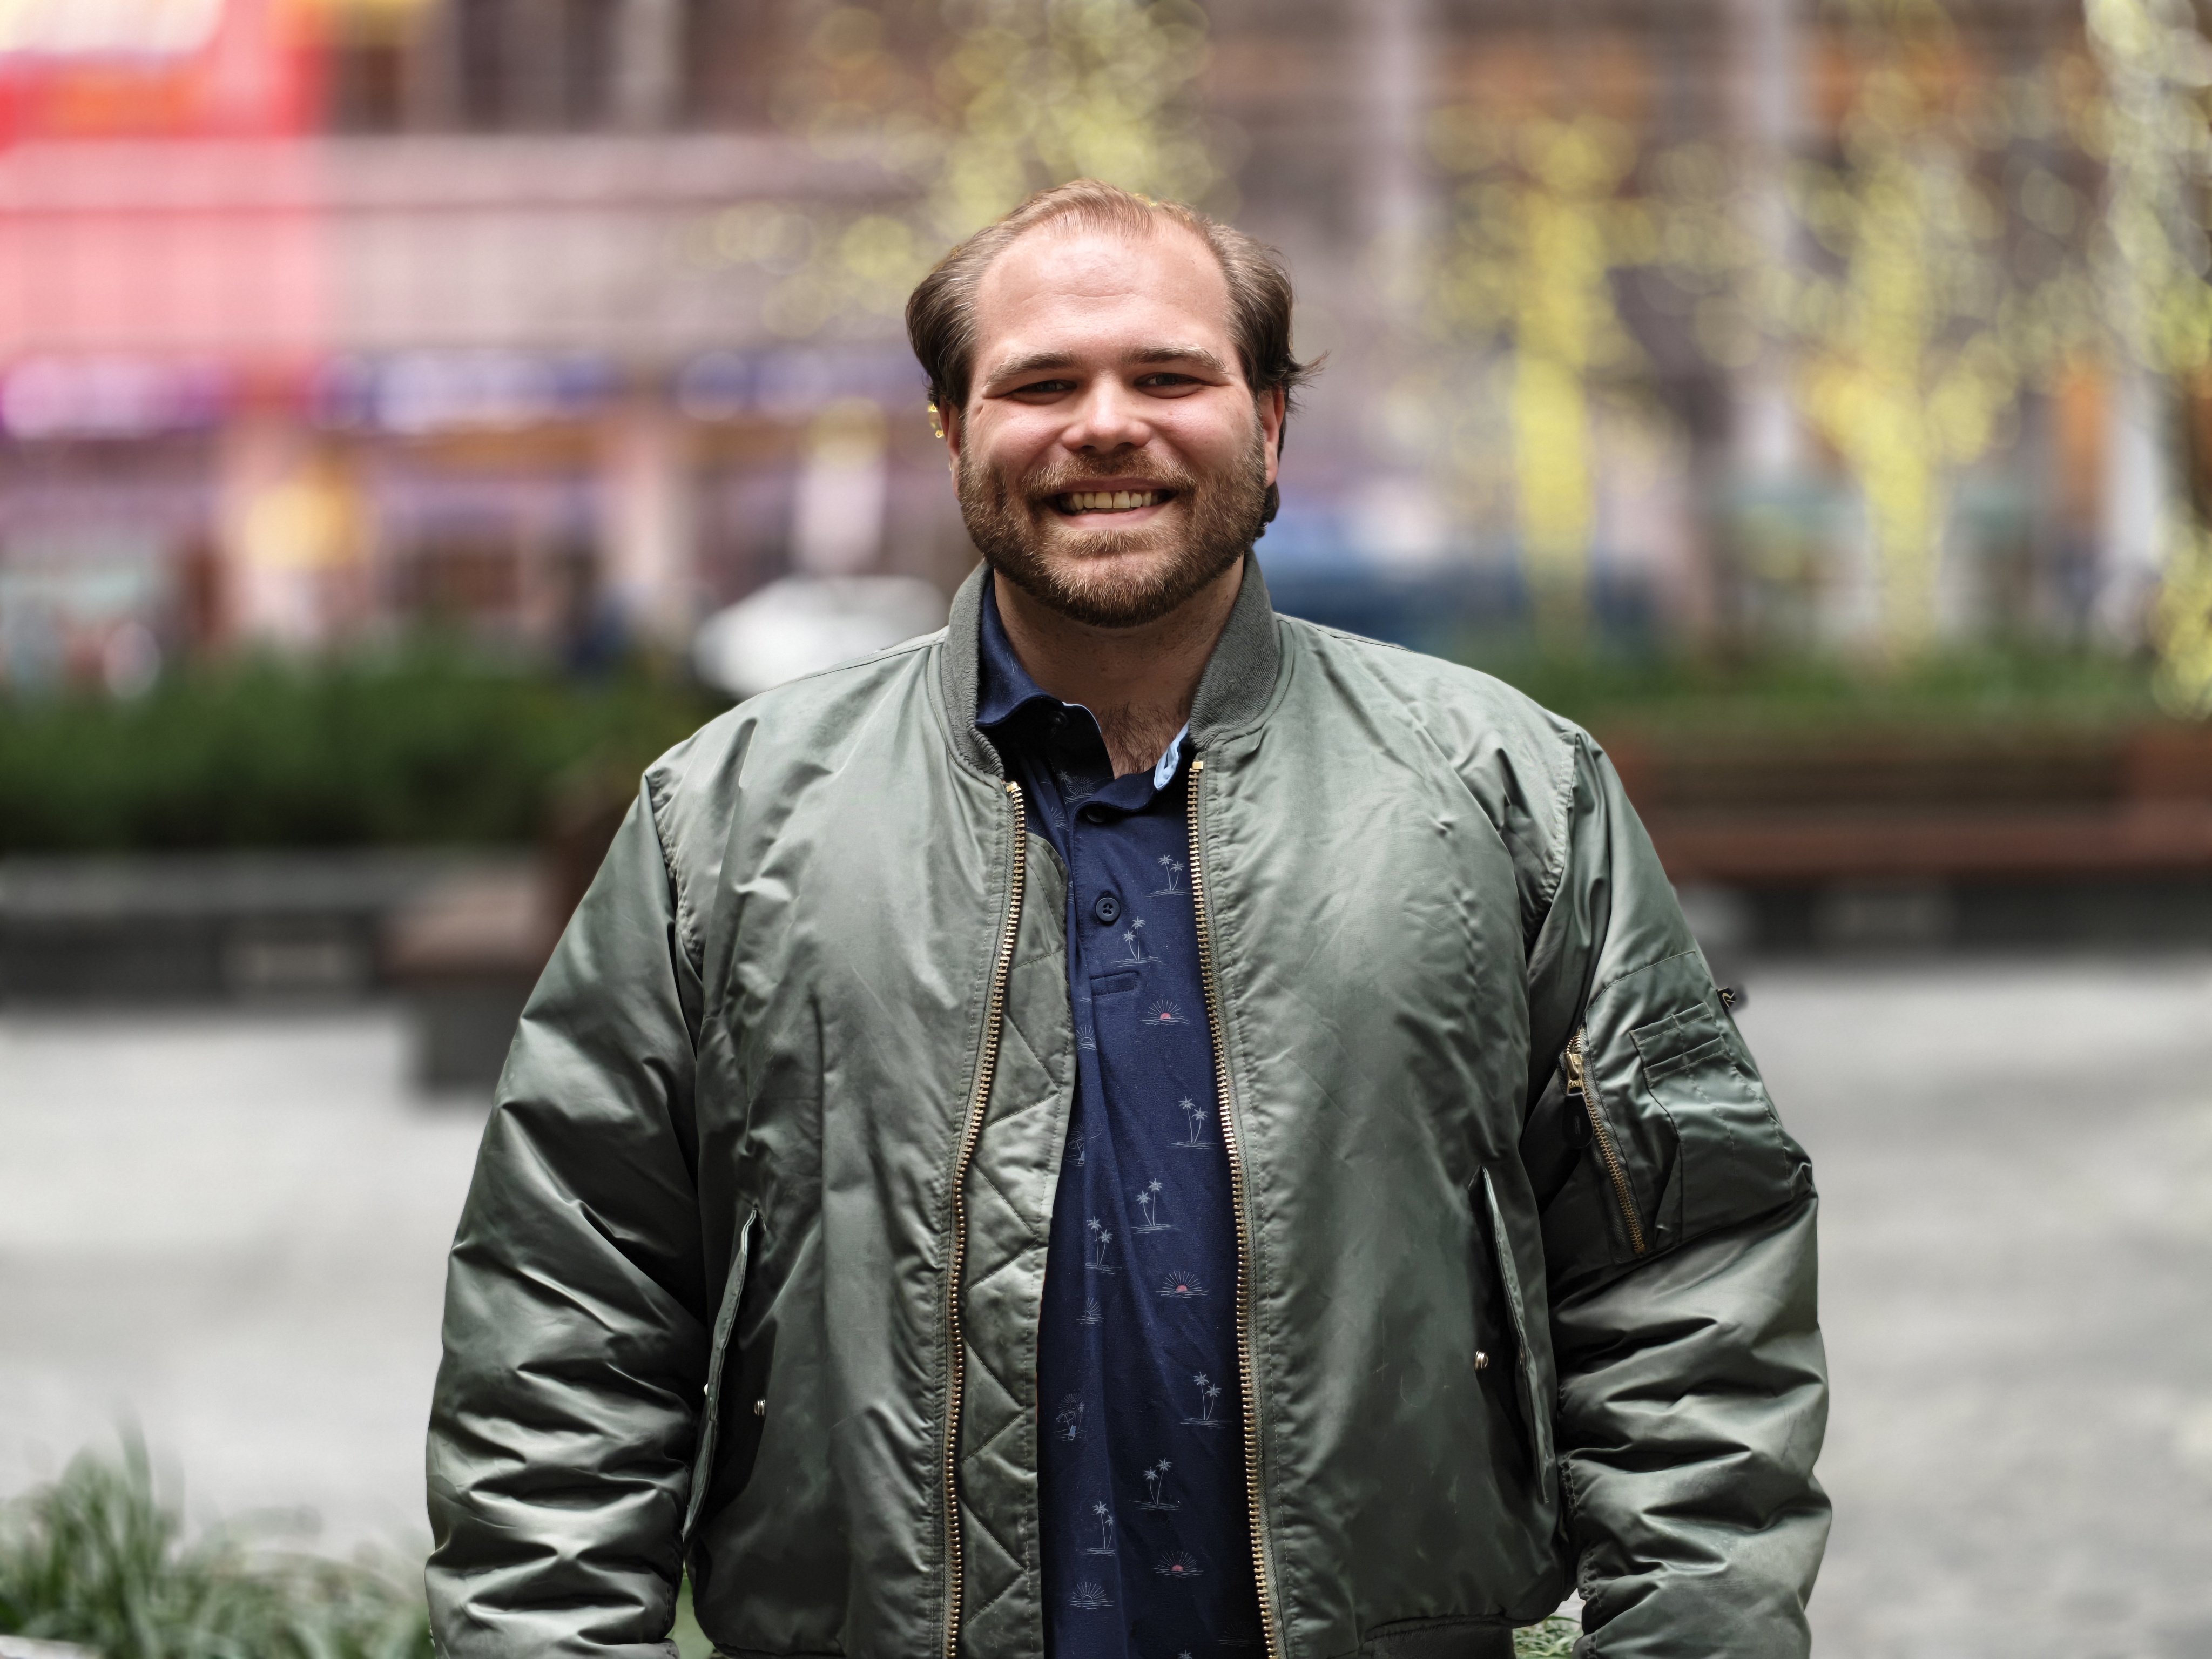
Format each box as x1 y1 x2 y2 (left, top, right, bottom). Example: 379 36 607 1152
1563 1024 1650 1256
1562 1029 1587 1099
1560 1030 1593 1146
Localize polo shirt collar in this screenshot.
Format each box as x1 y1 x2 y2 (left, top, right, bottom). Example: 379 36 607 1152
941 553 1281 779
975 578 1191 789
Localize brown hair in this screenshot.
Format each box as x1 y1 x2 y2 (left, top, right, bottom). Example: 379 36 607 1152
905 179 1317 522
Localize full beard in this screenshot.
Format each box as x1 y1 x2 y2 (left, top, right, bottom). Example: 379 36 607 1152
957 428 1270 630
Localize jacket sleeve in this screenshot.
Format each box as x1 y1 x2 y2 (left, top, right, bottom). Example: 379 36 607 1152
426 781 709 1659
1520 729 1830 1658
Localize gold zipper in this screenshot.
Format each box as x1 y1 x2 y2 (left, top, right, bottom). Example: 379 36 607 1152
1186 758 1284 1659
1563 1029 1647 1256
941 780 1027 1659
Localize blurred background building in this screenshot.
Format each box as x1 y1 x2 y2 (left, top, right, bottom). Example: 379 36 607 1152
2 0 2206 686
0 0 962 685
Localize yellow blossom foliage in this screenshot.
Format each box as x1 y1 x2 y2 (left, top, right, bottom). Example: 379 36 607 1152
707 0 1223 347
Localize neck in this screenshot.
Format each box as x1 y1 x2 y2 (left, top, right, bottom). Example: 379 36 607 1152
993 559 1244 778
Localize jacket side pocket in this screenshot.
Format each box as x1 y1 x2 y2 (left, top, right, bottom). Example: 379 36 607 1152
682 1209 756 1547
1479 1168 1556 1512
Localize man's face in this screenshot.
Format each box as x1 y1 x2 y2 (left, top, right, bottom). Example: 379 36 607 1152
947 221 1284 630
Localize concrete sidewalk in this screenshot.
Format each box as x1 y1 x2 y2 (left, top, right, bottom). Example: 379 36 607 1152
2 960 2209 1653
1758 957 2212 1657
0 1009 484 1554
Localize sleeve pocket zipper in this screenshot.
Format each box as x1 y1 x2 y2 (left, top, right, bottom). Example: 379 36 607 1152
1563 1029 1648 1257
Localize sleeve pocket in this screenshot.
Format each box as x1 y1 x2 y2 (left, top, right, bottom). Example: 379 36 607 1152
1628 1002 1810 1252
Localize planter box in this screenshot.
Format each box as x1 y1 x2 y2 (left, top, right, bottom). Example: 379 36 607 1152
1603 723 2212 950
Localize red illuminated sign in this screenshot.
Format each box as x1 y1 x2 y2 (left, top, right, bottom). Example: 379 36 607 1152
0 0 319 144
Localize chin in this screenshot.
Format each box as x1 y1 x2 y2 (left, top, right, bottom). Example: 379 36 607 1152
1033 536 1184 595
1032 509 1178 562
1041 535 1174 578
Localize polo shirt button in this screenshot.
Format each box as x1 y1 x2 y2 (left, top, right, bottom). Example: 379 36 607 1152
1093 892 1122 924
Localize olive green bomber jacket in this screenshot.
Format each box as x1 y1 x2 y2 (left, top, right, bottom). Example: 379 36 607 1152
425 558 1829 1659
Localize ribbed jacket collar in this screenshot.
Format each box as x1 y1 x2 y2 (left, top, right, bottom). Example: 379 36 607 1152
939 554 1283 778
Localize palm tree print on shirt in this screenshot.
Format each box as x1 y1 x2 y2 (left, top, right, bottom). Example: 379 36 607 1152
1170 1097 1210 1149
1154 1550 1202 1581
1120 918 1155 964
1085 1217 1116 1273
1149 853 1186 896
1055 1395 1087 1442
1134 1178 1175 1233
1083 1501 1116 1556
1138 1460 1181 1512
1182 1372 1225 1428
1158 1271 1208 1299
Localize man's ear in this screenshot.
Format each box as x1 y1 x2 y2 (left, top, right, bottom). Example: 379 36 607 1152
1259 386 1286 487
940 401 964 475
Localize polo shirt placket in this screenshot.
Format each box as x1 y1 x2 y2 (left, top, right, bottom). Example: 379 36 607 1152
975 585 1264 1659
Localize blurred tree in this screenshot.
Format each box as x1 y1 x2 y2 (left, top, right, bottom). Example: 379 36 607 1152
1419 112 1654 638
923 0 1221 239
1649 0 2211 669
702 0 1224 359
2083 0 2212 712
1417 35 2050 659
1780 22 2031 658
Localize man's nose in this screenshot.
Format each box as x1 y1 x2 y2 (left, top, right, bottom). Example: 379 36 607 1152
1060 379 1151 451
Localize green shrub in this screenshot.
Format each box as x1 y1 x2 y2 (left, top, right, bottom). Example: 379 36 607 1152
1456 635 2163 736
0 631 2171 857
1513 1614 1581 1656
0 1439 430 1659
0 647 722 855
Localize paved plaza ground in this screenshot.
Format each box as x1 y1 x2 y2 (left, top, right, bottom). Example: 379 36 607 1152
3 956 2209 1655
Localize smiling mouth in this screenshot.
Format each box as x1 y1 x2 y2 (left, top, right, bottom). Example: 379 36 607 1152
1053 489 1174 515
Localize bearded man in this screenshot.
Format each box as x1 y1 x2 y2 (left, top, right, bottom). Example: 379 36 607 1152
426 181 1829 1659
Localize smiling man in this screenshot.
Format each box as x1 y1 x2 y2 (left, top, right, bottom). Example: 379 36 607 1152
427 183 1830 1659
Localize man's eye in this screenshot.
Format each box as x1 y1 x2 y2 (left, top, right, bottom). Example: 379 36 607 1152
1138 374 1201 390
1013 379 1077 396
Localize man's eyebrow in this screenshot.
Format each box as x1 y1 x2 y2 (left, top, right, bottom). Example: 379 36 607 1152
1127 343 1231 376
984 350 1081 383
981 343 1235 385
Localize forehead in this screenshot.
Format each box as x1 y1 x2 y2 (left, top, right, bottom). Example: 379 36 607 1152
970 220 1237 371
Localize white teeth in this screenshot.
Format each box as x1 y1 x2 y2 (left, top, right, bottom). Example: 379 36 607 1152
1063 490 1164 512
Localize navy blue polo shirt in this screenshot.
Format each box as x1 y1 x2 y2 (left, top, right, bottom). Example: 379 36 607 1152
975 582 1264 1659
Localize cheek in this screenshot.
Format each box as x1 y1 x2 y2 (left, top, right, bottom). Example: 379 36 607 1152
1160 406 1260 475
977 417 1061 477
